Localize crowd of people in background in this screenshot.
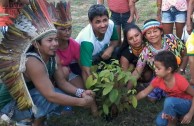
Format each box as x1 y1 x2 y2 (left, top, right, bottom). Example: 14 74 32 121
0 0 194 126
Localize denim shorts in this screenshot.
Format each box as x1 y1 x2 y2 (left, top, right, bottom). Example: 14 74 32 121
156 97 192 126
110 10 131 30
68 72 78 81
161 6 187 23
0 88 64 121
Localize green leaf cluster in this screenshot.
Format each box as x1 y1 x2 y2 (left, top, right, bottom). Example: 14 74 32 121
86 59 137 116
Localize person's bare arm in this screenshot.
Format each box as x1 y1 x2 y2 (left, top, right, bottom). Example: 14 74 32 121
0 0 9 6
178 49 188 74
132 66 144 80
97 0 104 4
101 40 118 60
81 66 91 84
186 0 194 34
156 0 162 22
181 86 194 124
136 84 154 100
127 0 135 23
189 56 194 85
127 65 144 88
120 56 130 71
25 57 91 107
54 56 79 94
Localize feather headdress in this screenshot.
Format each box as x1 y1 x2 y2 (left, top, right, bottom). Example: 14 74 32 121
49 0 72 27
0 0 56 112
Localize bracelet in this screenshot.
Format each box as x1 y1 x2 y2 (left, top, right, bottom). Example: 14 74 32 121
75 88 85 98
179 68 185 72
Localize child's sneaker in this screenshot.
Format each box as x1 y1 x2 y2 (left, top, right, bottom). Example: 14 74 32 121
16 119 33 126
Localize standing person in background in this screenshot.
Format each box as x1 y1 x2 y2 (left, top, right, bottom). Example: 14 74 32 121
52 1 84 89
186 0 194 86
186 31 194 86
186 0 194 34
156 0 188 39
76 4 119 83
97 0 137 46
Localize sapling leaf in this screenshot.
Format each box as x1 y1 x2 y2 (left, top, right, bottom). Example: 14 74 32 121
103 104 109 115
93 88 100 92
111 59 119 65
109 72 114 81
93 72 98 79
129 77 137 87
117 72 124 81
131 95 137 108
127 90 132 94
99 70 110 78
91 65 98 72
103 85 113 96
104 78 110 83
124 75 130 84
114 93 121 105
85 75 93 89
109 89 119 103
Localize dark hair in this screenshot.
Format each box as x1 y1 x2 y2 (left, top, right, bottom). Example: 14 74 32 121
88 4 109 22
118 23 142 58
154 51 178 73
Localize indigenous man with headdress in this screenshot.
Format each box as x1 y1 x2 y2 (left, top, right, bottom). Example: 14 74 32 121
51 1 84 89
0 0 96 126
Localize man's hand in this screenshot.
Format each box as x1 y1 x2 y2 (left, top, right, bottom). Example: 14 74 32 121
134 8 139 22
82 95 95 107
127 16 133 23
82 90 95 98
101 46 114 60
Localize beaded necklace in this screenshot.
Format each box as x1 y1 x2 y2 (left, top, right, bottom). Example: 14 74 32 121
129 44 144 56
148 38 166 55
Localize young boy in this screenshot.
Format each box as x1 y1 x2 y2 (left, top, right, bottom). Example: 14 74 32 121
134 50 194 125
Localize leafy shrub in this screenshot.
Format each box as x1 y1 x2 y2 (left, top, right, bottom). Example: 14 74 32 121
86 59 137 116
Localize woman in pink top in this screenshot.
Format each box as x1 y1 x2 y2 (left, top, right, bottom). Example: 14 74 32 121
97 0 138 46
53 1 84 88
157 0 188 38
